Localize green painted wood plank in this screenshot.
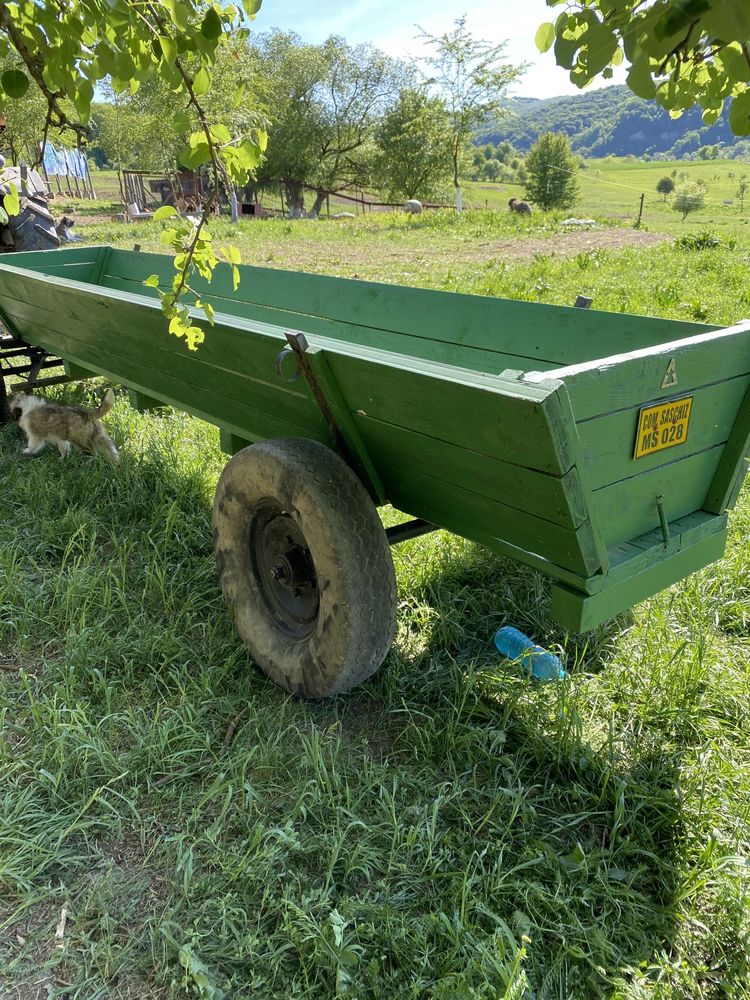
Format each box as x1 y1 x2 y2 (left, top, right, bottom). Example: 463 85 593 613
536 321 750 421
704 383 750 513
592 445 723 548
6 261 99 281
127 388 166 412
353 413 587 528
9 246 106 268
375 452 601 576
304 348 386 503
2 297 324 438
0 262 551 402
576 374 750 489
326 353 569 474
550 527 727 632
0 273 320 416
0 311 329 446
64 361 98 380
104 248 711 369
219 429 253 454
100 273 552 377
0 265 572 478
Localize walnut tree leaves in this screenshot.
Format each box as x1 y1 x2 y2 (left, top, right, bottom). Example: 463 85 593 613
538 0 750 136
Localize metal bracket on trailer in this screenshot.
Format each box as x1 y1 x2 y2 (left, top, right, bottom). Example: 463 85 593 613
276 331 347 454
385 518 437 545
276 329 387 505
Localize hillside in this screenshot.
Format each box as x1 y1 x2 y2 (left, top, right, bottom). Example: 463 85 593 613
483 86 750 160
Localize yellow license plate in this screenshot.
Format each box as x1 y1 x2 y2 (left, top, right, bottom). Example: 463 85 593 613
634 395 693 459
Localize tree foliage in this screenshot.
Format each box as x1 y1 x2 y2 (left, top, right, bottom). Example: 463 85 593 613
524 131 579 210
0 0 267 349
673 179 707 220
252 32 405 215
657 175 675 200
374 88 452 201
420 16 524 209
538 0 750 136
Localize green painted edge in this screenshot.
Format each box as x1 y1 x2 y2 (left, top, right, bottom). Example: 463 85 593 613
303 345 386 503
63 360 98 380
532 375 610 575
219 429 253 455
127 388 166 412
550 520 727 632
704 382 750 513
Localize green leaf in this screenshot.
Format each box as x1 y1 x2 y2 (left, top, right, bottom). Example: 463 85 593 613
703 0 750 42
164 0 189 30
729 88 750 136
231 265 240 291
174 110 191 134
2 69 29 98
160 36 177 68
210 123 231 144
178 139 211 169
154 205 178 221
233 80 246 109
242 0 262 18
143 274 160 288
201 7 222 39
702 106 722 125
193 67 211 96
224 245 241 264
535 22 555 54
3 181 19 217
626 57 656 100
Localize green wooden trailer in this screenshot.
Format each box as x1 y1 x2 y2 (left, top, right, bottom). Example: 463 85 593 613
1 245 749 696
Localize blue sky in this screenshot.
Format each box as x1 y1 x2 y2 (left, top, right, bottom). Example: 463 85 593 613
251 0 624 99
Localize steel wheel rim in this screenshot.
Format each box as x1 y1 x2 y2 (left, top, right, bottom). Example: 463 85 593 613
248 501 320 640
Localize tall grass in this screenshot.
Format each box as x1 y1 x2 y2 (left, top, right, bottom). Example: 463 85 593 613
2 231 750 998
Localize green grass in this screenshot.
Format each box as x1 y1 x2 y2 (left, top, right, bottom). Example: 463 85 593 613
463 157 750 237
3 219 750 999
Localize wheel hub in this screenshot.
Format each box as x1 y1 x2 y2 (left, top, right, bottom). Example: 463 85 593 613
249 503 319 639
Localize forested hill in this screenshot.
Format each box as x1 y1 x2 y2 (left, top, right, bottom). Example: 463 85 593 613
482 86 749 160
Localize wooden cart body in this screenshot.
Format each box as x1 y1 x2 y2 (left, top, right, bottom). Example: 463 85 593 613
1 245 748 632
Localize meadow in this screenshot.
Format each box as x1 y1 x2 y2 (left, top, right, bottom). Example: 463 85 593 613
2 195 750 999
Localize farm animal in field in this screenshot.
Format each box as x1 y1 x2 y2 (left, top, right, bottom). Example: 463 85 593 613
404 199 423 214
508 197 532 215
10 389 120 464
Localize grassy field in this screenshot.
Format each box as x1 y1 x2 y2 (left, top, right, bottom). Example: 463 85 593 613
2 210 750 999
464 158 750 236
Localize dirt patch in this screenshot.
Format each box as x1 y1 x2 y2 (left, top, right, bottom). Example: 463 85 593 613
263 225 668 277
469 226 667 259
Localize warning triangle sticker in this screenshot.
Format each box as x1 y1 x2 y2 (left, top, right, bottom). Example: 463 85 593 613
661 358 678 389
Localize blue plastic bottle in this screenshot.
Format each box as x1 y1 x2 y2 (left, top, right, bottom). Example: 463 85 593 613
493 626 567 681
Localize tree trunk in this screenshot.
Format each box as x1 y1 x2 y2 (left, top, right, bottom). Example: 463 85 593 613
308 187 328 218
284 180 305 218
452 136 461 213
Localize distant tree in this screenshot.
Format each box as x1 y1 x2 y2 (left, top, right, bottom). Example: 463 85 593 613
524 132 579 210
374 88 452 200
657 176 675 202
253 32 405 216
737 176 748 214
419 16 524 211
673 180 706 221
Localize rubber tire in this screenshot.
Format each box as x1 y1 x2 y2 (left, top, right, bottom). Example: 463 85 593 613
213 438 397 698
